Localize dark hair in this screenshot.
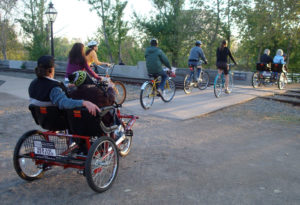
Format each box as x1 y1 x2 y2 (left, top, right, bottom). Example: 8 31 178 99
68 43 87 66
85 45 96 56
35 55 54 78
219 40 227 51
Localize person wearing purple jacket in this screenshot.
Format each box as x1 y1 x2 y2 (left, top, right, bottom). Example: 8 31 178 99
65 43 101 85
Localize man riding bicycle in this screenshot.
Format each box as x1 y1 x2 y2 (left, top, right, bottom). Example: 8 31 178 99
145 38 172 95
188 40 208 82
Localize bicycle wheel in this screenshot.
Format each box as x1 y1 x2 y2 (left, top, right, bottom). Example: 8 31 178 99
252 72 260 88
183 74 193 94
113 81 126 105
228 72 234 92
13 130 45 181
198 71 209 90
214 74 223 98
161 79 176 102
278 72 287 90
140 82 155 109
85 136 119 193
117 123 132 157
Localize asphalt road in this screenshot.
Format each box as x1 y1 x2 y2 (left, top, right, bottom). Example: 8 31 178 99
0 72 300 204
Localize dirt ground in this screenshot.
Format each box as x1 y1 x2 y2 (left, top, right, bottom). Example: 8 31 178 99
0 74 300 204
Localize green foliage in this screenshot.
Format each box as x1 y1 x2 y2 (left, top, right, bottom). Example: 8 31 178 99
234 0 300 72
17 0 49 60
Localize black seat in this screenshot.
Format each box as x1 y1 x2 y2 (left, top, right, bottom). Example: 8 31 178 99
271 63 284 72
29 104 68 131
65 106 118 136
256 63 270 71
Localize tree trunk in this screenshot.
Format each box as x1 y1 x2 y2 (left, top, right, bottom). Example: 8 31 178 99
257 46 262 62
208 0 221 66
100 0 113 63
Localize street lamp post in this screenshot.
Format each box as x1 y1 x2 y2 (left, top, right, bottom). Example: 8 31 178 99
45 2 57 57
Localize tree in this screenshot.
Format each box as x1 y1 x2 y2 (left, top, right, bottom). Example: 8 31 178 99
18 0 49 60
0 0 18 60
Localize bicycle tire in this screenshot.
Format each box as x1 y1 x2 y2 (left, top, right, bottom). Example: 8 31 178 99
214 74 223 98
113 81 126 105
252 72 260 88
140 82 155 110
13 130 45 181
278 72 287 90
183 74 193 94
85 136 119 193
161 79 176 102
198 71 209 90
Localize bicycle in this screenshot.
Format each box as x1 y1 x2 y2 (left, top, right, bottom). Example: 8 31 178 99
13 103 138 193
92 63 127 104
140 68 176 110
214 64 235 98
183 65 209 94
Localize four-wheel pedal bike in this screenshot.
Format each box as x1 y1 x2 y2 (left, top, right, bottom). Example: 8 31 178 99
13 103 138 193
140 68 176 109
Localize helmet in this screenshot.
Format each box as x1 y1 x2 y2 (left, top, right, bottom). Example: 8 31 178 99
87 40 98 47
150 38 158 46
68 71 94 87
195 40 202 46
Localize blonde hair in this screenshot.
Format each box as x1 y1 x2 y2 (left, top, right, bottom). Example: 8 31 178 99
276 49 283 56
264 49 270 55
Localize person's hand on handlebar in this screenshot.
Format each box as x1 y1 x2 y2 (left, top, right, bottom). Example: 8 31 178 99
82 101 100 116
204 60 208 65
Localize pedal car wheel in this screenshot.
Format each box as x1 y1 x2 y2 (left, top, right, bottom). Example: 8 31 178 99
140 82 155 110
214 74 223 98
278 72 287 90
114 81 126 105
161 79 176 102
13 130 45 181
252 72 260 88
85 136 119 193
119 134 132 157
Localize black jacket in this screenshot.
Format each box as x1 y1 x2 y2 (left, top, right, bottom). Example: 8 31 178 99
260 54 273 64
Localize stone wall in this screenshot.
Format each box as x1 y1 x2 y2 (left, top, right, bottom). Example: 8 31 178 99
0 60 253 85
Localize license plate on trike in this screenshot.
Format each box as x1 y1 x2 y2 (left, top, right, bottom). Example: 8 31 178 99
34 140 57 160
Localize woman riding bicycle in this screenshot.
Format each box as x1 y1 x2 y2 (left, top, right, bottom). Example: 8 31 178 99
216 40 237 94
85 41 111 73
65 43 101 85
188 40 208 82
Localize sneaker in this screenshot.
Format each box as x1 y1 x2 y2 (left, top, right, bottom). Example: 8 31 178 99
225 89 231 94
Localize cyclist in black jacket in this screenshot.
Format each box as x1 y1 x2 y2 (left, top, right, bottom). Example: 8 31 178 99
260 49 273 66
216 40 237 94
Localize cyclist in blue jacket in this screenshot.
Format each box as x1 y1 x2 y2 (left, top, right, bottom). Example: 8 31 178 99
188 40 208 82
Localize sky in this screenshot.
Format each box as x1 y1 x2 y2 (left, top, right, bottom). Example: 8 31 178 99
49 0 153 42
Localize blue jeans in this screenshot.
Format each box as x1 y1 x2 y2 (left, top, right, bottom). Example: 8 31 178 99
157 70 168 91
188 67 201 82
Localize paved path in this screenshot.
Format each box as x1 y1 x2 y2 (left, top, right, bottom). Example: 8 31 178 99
124 85 286 120
0 74 289 120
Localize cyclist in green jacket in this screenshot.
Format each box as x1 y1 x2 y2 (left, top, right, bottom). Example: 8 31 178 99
145 38 172 95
